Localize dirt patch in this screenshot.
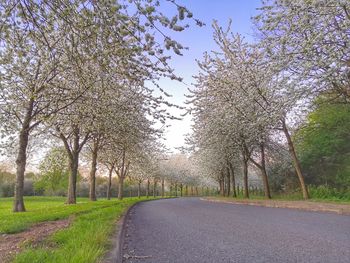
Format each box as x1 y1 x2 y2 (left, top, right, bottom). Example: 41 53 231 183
0 219 70 262
202 197 350 215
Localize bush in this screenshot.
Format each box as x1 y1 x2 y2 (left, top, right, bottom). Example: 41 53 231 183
23 179 35 196
0 182 14 197
309 185 350 201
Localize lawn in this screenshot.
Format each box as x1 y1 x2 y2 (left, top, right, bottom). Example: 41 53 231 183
0 196 157 263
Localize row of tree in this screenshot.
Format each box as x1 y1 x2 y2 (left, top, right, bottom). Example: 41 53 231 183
2 0 349 211
186 0 350 199
0 149 212 200
0 0 201 212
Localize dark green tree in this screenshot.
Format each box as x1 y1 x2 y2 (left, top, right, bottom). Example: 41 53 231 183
296 97 350 189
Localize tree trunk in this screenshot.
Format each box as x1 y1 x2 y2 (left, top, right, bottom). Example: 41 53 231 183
195 187 198 196
13 127 30 212
153 180 157 197
66 128 81 204
224 175 227 197
13 99 35 212
282 118 309 199
67 154 78 204
260 144 271 199
175 183 178 197
138 181 141 198
118 176 124 200
226 167 231 197
161 178 165 197
89 139 99 201
219 178 224 196
146 179 150 198
180 184 183 197
228 163 237 198
185 185 188 196
243 159 249 198
220 171 226 196
248 144 272 199
107 166 113 200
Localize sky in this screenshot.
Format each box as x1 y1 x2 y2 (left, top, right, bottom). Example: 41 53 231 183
159 0 262 151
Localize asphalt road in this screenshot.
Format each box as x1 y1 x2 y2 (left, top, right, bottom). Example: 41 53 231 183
122 198 350 263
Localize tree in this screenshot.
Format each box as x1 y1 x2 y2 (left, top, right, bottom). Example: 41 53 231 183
295 96 350 188
254 0 350 101
187 20 311 199
35 147 69 196
188 23 275 199
0 1 76 211
0 165 15 197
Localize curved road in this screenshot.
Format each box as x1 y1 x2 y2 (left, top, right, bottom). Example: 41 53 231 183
122 198 350 263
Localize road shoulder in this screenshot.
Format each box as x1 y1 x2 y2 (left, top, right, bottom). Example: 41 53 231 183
102 197 176 263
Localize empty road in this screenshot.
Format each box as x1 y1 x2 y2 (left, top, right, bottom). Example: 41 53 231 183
122 198 350 263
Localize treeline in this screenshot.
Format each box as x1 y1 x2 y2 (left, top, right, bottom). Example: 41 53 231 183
0 151 211 198
0 169 163 198
186 0 350 200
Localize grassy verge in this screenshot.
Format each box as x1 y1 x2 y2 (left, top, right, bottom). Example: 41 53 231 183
0 196 158 263
207 194 350 205
205 195 350 204
204 190 350 204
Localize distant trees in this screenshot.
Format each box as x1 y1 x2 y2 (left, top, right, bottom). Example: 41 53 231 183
0 166 16 197
156 154 214 196
34 147 69 196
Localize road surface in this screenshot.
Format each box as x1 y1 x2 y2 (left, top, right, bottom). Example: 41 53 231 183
122 198 350 263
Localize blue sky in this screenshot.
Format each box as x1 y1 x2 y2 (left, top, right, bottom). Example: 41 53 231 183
156 0 263 151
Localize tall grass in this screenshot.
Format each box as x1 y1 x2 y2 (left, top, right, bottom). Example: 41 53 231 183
207 186 350 202
308 185 350 201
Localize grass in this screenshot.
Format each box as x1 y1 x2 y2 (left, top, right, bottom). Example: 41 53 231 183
0 196 159 263
205 193 350 204
203 185 350 203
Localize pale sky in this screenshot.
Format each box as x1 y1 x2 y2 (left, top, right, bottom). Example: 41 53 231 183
160 0 262 151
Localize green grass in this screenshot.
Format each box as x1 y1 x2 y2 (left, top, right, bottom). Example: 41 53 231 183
0 196 158 263
206 193 350 204
308 185 350 202
204 191 304 201
203 185 350 203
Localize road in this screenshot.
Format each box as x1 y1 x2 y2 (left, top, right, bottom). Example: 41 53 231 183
122 198 350 263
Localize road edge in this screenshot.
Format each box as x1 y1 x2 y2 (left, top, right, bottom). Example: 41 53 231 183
103 197 176 263
200 197 350 215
